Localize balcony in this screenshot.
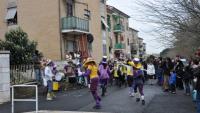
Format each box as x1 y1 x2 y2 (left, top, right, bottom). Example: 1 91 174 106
114 43 125 50
62 16 89 33
113 24 124 33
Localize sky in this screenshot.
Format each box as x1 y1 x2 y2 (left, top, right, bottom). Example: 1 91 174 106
107 0 166 54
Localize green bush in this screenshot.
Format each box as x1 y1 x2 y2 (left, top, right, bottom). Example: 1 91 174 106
0 27 37 65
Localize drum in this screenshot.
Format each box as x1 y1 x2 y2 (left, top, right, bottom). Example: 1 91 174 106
55 72 64 81
53 81 59 91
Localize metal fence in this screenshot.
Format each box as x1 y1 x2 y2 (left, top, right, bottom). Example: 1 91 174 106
10 64 35 85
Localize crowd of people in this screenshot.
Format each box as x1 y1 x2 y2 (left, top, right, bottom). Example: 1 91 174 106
32 50 200 111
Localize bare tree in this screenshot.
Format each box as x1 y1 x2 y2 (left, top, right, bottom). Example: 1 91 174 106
136 0 200 57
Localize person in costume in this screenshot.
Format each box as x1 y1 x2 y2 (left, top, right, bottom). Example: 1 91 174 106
133 58 145 105
83 58 101 109
99 57 110 96
44 60 56 100
114 60 120 86
126 59 134 97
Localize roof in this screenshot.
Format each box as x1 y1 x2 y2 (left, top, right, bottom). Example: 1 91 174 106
138 37 143 40
107 5 130 18
129 27 139 32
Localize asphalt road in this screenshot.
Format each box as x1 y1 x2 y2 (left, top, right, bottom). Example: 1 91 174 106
0 83 196 113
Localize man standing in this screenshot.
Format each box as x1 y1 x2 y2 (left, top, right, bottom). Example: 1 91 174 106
33 50 41 84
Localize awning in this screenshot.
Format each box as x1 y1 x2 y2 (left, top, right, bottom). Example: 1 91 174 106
101 18 109 28
5 8 17 20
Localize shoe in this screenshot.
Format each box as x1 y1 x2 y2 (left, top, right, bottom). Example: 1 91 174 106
172 92 176 94
142 100 145 105
98 97 101 101
51 92 56 98
93 105 101 109
163 89 169 92
46 93 53 101
136 98 140 102
186 93 190 96
131 93 135 97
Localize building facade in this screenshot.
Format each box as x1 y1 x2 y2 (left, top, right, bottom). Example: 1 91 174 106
106 5 130 59
0 0 103 62
129 27 139 58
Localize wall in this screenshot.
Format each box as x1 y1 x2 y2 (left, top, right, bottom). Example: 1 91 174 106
0 0 8 40
17 0 61 60
0 51 10 104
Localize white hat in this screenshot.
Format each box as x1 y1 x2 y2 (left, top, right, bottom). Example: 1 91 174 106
103 56 107 58
46 59 52 65
134 58 140 62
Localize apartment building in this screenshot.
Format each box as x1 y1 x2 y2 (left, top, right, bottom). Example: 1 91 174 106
129 27 139 58
106 5 130 59
0 0 103 62
138 37 146 59
100 0 109 56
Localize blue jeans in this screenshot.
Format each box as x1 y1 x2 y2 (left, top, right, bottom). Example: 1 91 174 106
34 69 41 82
185 81 190 94
197 91 200 113
47 80 53 92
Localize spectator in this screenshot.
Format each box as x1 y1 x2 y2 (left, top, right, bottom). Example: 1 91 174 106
147 61 155 85
169 71 176 94
33 50 41 84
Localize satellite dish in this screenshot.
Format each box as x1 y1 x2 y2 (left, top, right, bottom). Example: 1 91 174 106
87 34 94 43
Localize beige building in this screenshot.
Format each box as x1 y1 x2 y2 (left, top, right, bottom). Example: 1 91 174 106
129 27 139 58
138 37 146 59
0 0 104 62
106 5 130 59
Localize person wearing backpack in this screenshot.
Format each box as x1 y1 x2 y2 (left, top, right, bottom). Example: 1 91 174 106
99 60 110 97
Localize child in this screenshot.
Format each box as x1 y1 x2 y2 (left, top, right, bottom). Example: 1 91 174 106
169 71 176 94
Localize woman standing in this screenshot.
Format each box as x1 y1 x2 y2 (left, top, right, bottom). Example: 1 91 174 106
175 60 184 90
147 61 155 85
163 58 174 92
83 58 101 109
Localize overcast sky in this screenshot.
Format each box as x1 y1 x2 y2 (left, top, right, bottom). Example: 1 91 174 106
107 0 166 54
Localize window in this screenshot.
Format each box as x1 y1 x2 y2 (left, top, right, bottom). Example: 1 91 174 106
101 16 108 30
101 0 105 3
67 0 73 16
107 15 111 31
103 44 107 56
127 38 130 46
115 33 118 44
65 40 76 53
5 7 17 26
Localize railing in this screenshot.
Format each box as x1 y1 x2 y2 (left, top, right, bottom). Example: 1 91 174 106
113 24 124 32
62 16 89 32
114 43 125 49
12 85 38 113
10 64 34 85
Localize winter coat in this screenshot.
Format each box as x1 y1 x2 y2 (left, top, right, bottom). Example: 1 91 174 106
147 64 155 75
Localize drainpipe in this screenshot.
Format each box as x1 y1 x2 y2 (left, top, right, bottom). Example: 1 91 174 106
58 0 63 60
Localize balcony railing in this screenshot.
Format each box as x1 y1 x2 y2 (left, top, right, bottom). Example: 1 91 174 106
113 24 124 33
62 16 89 32
114 43 125 49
